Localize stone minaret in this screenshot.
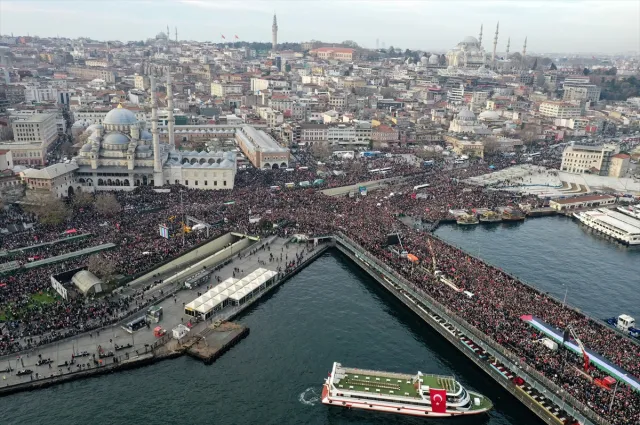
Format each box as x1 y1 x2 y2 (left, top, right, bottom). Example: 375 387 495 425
522 37 528 69
150 75 162 182
492 22 499 68
506 37 510 57
272 14 278 52
478 24 483 46
166 73 175 149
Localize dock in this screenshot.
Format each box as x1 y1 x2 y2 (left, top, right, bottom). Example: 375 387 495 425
185 322 249 364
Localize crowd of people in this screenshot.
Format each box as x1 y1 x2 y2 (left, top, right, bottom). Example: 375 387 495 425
0 148 637 424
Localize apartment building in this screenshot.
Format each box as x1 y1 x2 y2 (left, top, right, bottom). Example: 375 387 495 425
539 101 582 119
211 82 243 97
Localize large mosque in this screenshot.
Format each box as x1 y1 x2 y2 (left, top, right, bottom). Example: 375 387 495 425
74 75 236 191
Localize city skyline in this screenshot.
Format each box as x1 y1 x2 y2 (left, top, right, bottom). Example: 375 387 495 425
0 0 638 54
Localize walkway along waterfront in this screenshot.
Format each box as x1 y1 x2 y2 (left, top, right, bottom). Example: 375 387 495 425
0 234 626 425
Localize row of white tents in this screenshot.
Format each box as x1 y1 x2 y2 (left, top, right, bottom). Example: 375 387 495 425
184 268 278 319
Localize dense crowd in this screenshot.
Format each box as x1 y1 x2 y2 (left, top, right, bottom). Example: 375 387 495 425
0 149 638 424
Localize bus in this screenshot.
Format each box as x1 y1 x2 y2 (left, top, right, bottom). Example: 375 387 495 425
413 183 430 191
124 316 146 333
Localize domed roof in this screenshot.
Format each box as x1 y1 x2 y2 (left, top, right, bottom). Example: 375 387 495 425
428 54 439 64
140 130 152 140
458 108 476 120
136 144 150 151
478 110 500 121
81 143 92 152
462 36 478 44
103 132 130 145
104 105 138 126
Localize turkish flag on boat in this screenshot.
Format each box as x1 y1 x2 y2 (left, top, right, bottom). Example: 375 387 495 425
430 388 447 413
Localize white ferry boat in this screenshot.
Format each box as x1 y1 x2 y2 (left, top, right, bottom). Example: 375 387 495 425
573 208 640 245
617 205 640 220
321 362 492 418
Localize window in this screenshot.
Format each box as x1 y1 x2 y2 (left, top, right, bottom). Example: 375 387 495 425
184 180 189 185
204 181 208 186
214 181 217 186
223 180 227 186
195 180 198 186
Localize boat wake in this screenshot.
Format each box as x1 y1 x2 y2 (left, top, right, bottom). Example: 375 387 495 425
299 387 319 406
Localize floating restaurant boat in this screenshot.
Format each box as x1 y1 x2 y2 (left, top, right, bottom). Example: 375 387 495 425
479 211 502 223
322 362 492 417
502 208 526 221
573 208 640 246
456 214 479 225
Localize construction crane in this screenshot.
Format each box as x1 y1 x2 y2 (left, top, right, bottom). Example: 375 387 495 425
567 325 590 372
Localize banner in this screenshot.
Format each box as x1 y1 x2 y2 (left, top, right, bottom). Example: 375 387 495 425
430 388 447 413
159 225 170 239
359 186 367 196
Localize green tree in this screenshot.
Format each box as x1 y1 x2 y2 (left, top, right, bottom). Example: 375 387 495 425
583 67 591 75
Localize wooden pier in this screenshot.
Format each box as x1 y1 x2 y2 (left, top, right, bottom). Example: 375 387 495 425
185 322 249 365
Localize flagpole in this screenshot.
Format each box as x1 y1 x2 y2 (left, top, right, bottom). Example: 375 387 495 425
608 380 619 412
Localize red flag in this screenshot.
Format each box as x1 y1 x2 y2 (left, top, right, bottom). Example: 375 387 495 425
582 349 590 371
430 388 447 413
221 34 226 39
234 35 239 39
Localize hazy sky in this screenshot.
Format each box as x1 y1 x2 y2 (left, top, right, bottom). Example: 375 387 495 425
1 0 638 54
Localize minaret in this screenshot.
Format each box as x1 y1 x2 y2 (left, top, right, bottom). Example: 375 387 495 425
478 24 483 46
506 37 510 57
272 14 278 52
175 26 178 43
150 75 162 184
167 25 170 39
492 22 499 68
522 37 527 69
166 73 175 149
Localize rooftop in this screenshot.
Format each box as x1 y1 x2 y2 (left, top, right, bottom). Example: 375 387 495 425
552 194 615 204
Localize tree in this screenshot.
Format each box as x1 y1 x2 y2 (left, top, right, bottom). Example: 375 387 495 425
605 67 617 76
583 67 591 76
549 62 557 71
531 58 538 70
311 142 332 161
388 46 395 55
23 192 71 225
95 193 121 216
87 254 116 282
72 191 93 208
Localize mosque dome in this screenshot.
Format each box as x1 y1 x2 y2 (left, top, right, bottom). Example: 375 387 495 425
81 143 92 152
478 110 500 121
420 56 429 65
140 130 153 141
457 108 476 121
462 36 479 45
428 54 439 65
104 105 138 126
103 132 130 147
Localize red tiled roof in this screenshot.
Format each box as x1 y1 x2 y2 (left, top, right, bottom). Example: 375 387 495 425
612 154 630 159
311 47 355 54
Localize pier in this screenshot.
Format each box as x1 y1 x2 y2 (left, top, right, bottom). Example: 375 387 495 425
0 234 329 396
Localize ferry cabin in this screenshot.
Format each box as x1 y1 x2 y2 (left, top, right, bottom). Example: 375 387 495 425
573 209 640 245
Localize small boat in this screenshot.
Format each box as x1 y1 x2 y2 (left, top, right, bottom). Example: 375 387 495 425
502 208 526 221
479 211 502 223
604 314 640 339
456 214 479 225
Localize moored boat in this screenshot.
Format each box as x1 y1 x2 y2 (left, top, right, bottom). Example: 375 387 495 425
456 214 479 225
479 211 502 223
322 362 492 417
502 208 526 221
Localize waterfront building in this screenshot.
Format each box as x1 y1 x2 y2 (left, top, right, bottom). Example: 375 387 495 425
549 194 615 211
609 153 630 178
560 143 618 175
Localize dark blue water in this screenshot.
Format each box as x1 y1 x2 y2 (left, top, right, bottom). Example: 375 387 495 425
434 216 640 319
0 253 541 425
